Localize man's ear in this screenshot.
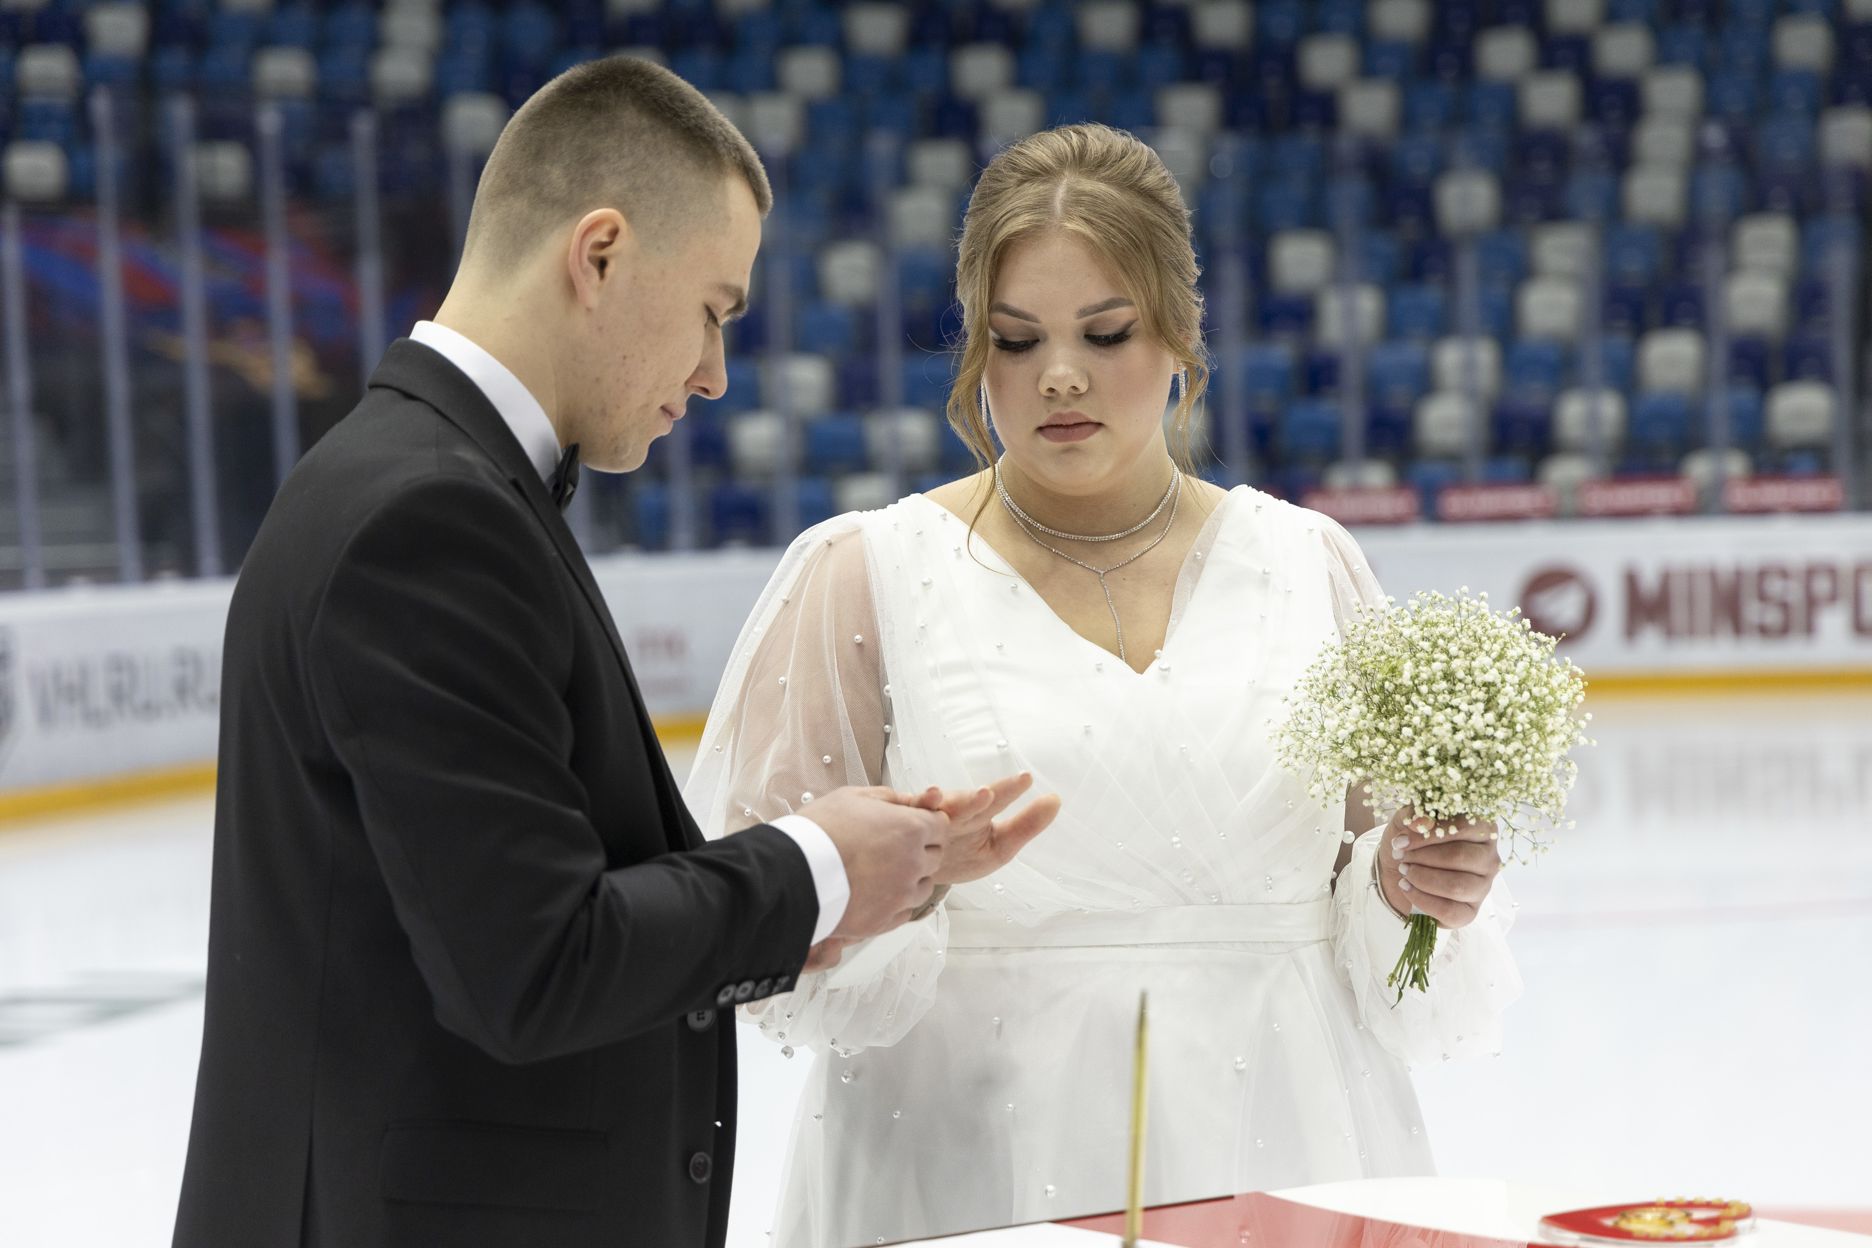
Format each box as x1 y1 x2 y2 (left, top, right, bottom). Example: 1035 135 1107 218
566 207 635 308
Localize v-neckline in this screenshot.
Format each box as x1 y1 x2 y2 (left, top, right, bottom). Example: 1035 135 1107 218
908 487 1247 677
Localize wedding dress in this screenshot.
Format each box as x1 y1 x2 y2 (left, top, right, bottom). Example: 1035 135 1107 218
684 486 1522 1248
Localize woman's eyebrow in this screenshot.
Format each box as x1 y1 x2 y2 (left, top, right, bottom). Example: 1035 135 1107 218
989 297 1135 322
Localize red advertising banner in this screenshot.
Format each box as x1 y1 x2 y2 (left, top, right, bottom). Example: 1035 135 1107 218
1299 486 1422 526
1437 483 1561 522
1722 475 1845 514
1576 477 1700 518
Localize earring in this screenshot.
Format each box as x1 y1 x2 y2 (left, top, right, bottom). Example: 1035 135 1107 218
978 382 990 423
1172 369 1186 403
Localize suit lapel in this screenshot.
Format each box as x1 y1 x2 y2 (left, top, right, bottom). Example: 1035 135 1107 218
367 341 695 847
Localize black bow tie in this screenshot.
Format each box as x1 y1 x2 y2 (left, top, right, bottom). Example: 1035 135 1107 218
548 442 580 512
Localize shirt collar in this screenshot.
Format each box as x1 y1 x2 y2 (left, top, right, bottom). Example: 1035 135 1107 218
409 320 562 485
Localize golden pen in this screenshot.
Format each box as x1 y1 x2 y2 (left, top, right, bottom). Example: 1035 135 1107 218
1124 990 1148 1248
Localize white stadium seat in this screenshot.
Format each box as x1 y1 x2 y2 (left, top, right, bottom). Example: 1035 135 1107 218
1732 212 1799 278
15 45 81 99
864 408 943 474
746 92 805 153
980 89 1044 147
1077 0 1141 51
1638 328 1706 394
1724 271 1790 342
254 47 317 99
1623 164 1687 228
85 4 151 60
761 353 836 417
1773 15 1835 74
2 141 69 203
1766 381 1836 449
1641 66 1704 119
1340 80 1402 140
1475 26 1538 81
1268 229 1336 294
890 186 959 247
1820 105 1872 169
843 3 910 58
1434 169 1502 236
1413 392 1481 458
817 240 882 307
1433 336 1504 400
1593 24 1655 78
1158 83 1224 134
441 93 509 158
1520 71 1582 129
1369 0 1431 44
1518 277 1585 343
1297 33 1360 91
728 411 787 478
1633 115 1695 166
1546 0 1606 35
1190 0 1254 51
1532 222 1592 278
906 138 975 191
1313 284 1386 348
777 46 840 100
949 44 1015 101
1554 388 1629 451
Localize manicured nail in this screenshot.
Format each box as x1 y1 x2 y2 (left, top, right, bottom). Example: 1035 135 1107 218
1398 878 1412 891
1391 836 1411 853
1397 863 1410 875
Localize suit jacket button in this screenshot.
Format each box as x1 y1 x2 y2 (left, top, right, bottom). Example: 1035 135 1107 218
715 985 735 1007
688 1152 713 1184
687 1009 714 1032
733 980 756 1003
753 977 774 998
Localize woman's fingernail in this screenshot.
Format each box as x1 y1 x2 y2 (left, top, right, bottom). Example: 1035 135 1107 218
1391 836 1411 852
1397 863 1410 875
1398 878 1412 891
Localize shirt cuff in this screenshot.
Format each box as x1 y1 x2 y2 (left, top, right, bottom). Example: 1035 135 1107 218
770 814 850 945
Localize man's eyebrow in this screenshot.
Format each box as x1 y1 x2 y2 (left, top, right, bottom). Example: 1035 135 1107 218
716 283 749 322
989 297 1135 322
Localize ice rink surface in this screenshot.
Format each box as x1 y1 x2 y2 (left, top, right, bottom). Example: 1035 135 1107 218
2 689 1868 1246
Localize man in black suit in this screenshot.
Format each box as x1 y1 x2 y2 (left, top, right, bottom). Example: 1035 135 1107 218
173 57 1053 1248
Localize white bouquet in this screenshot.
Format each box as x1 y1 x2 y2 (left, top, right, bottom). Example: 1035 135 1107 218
1275 588 1590 999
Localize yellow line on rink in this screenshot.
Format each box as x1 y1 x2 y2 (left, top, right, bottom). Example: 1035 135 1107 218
1585 668 1872 698
0 762 219 824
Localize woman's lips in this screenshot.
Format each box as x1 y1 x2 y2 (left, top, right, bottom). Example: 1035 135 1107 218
1038 421 1099 443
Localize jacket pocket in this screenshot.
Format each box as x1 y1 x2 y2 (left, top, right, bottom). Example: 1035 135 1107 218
380 1120 608 1212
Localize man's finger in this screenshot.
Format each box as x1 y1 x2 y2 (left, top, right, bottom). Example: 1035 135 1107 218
1400 840 1501 874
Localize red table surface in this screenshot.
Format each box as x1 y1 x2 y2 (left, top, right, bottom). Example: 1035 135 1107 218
1063 1191 1564 1248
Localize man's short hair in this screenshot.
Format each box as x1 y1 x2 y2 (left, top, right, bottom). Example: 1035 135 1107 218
462 56 771 268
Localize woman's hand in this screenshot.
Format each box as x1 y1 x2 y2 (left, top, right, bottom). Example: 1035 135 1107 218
1376 806 1501 930
909 772 1061 887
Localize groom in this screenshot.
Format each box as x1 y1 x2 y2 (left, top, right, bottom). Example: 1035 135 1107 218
173 57 1049 1248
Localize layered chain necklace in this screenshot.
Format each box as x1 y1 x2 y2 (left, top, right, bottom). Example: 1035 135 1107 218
993 460 1184 664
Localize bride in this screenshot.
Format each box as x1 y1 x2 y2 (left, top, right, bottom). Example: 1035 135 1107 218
685 124 1521 1247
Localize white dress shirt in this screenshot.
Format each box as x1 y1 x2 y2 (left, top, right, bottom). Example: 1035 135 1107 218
407 321 850 943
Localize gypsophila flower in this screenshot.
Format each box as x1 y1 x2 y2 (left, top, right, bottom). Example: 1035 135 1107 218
1275 589 1591 997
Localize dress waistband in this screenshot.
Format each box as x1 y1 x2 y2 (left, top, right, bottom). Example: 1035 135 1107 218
945 900 1333 950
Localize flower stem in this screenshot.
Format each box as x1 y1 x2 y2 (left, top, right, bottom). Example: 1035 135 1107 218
1387 914 1438 1003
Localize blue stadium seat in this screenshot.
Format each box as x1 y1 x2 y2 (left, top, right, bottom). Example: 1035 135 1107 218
632 482 670 550
804 415 868 474
689 408 731 470
1280 399 1342 461
1405 80 1460 128
1784 333 1834 381
1257 293 1315 338
1602 284 1651 335
1387 284 1447 340
1717 387 1766 447
1491 396 1552 455
1728 337 1773 391
1631 391 1693 451
709 484 770 546
1368 340 1432 404
798 302 859 357
1507 340 1569 399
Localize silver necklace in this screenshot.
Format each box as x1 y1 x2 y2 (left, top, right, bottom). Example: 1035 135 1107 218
993 461 1179 542
994 464 1184 664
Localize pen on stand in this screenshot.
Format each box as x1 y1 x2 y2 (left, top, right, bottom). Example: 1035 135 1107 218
1124 990 1149 1248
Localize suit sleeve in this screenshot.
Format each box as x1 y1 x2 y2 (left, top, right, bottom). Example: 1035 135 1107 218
307 474 817 1064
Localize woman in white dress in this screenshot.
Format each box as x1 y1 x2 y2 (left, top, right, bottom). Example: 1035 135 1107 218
685 124 1522 1247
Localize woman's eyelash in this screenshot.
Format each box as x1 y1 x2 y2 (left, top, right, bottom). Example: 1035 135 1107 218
990 330 1133 353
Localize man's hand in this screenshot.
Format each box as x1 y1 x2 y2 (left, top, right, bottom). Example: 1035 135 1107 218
1377 806 1502 929
900 772 1061 886
801 786 946 942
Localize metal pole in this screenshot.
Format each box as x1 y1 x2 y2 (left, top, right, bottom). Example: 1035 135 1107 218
2 202 45 590
1827 172 1861 510
257 102 299 485
171 98 221 576
1700 224 1730 512
869 129 905 498
1331 134 1367 470
763 144 798 543
350 109 387 388
90 87 143 582
1214 133 1250 485
447 136 474 270
1453 234 1484 482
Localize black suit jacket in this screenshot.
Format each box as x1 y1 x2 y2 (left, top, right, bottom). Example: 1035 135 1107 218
173 340 818 1248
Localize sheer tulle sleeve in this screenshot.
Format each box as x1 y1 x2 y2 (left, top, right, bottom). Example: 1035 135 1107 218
682 515 946 1056
1317 515 1525 1067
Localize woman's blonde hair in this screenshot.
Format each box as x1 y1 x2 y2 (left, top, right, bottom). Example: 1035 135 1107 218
945 123 1210 473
